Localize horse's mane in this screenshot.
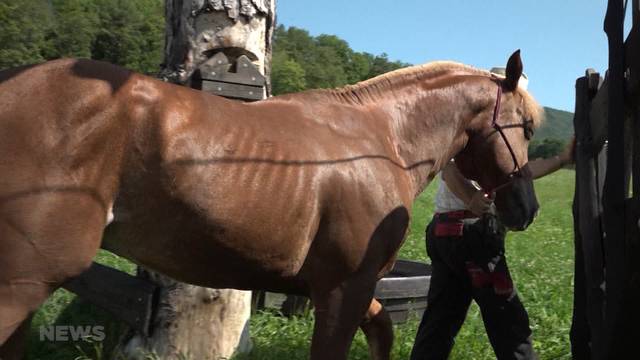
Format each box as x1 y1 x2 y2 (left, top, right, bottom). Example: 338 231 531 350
346 61 488 90
311 61 544 129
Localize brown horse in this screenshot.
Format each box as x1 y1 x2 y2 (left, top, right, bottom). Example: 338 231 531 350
0 50 541 359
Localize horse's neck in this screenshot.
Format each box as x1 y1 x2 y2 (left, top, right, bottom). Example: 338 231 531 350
375 80 482 198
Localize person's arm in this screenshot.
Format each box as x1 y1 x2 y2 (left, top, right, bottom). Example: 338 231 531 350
442 162 493 215
528 137 575 179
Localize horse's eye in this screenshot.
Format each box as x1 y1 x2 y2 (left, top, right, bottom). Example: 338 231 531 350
524 127 534 140
523 119 534 140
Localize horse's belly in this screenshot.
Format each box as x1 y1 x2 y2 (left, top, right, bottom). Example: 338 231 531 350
103 198 319 291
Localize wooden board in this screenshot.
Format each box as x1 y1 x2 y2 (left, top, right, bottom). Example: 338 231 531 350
201 80 264 101
199 54 266 87
62 262 157 336
374 276 430 300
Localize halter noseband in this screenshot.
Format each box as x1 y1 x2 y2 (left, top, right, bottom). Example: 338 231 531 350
487 82 531 194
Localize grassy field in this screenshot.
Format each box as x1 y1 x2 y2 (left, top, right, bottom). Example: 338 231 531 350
25 170 576 360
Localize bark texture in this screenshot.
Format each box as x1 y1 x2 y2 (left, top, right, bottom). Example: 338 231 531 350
122 272 252 359
161 0 274 93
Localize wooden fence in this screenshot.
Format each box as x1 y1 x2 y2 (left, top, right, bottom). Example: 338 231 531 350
571 1 640 358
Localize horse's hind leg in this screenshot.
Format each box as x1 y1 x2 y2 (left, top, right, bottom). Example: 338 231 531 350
309 277 381 360
360 298 393 360
0 193 107 358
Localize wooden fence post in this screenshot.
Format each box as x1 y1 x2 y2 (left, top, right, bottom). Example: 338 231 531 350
609 0 640 354
603 1 627 357
571 70 606 360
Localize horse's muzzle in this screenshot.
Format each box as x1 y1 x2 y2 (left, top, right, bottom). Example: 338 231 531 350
494 175 539 231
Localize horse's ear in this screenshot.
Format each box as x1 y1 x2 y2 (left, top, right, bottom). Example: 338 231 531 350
504 50 523 92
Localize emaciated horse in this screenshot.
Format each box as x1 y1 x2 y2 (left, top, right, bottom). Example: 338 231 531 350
0 50 541 359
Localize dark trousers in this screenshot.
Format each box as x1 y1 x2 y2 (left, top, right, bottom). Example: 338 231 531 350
410 214 536 360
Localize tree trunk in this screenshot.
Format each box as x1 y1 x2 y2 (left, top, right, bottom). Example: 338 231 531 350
121 1 275 359
160 0 275 94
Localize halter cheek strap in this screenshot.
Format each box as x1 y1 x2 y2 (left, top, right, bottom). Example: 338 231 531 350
487 83 529 194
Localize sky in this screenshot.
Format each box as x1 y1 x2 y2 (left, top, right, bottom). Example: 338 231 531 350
276 0 634 112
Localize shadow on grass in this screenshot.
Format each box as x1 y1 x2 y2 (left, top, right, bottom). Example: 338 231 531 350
27 292 129 360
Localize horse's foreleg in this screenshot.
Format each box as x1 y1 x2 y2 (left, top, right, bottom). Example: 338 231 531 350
360 298 393 360
0 193 107 356
309 277 378 360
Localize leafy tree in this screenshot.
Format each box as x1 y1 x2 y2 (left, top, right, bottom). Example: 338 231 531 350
91 0 163 74
50 0 99 58
303 45 349 89
315 34 355 83
0 5 407 86
366 52 407 78
346 52 372 83
271 25 409 95
0 0 53 69
272 52 307 95
0 0 164 74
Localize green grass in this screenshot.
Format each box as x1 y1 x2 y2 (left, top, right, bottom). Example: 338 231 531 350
26 251 135 360
26 170 576 360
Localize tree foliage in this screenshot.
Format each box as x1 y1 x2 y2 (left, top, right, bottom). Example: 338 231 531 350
0 0 53 69
271 25 409 95
91 0 164 74
0 0 164 74
0 4 407 88
50 0 99 59
271 52 307 95
0 0 409 86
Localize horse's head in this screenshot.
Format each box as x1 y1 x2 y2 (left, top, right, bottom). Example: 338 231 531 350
454 50 542 231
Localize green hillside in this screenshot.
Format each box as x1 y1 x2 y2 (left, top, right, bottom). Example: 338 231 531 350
536 107 574 140
526 107 574 159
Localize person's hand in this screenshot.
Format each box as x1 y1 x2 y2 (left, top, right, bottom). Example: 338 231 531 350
558 136 576 166
468 191 493 216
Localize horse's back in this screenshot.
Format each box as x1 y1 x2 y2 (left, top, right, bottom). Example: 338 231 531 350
1 58 138 122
